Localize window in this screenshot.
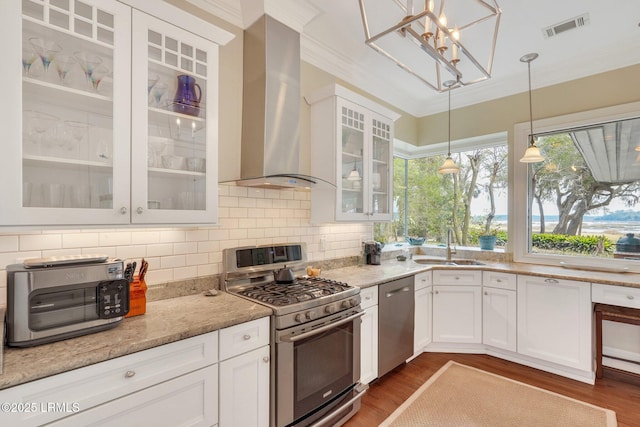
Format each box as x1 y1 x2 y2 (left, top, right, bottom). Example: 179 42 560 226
375 134 508 249
514 102 640 272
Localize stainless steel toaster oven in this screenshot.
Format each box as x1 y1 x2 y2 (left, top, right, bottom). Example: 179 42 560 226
5 255 129 347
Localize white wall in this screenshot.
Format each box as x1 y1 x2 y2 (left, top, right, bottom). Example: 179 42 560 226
0 183 372 304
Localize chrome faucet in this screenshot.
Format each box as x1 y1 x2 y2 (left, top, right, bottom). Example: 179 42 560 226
446 228 457 262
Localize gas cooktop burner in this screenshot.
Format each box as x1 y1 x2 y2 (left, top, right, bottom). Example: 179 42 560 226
238 277 352 307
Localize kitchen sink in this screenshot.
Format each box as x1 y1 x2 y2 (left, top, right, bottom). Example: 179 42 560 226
412 257 485 266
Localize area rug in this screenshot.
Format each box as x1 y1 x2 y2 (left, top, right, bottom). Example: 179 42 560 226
379 361 617 427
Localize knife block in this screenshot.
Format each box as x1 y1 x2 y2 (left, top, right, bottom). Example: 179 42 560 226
125 275 148 317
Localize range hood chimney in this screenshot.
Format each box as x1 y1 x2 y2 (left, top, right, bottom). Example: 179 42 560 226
235 15 318 189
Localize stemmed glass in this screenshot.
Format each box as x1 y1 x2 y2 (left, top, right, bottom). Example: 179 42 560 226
53 54 77 84
148 73 159 95
22 43 39 75
151 82 167 107
88 65 110 92
29 37 62 72
60 121 88 159
73 51 103 82
24 110 59 156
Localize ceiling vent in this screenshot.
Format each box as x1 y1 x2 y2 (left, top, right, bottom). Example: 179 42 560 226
543 13 590 39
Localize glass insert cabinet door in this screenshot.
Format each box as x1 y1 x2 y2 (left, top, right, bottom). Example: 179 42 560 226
130 10 218 224
337 99 393 221
0 0 132 226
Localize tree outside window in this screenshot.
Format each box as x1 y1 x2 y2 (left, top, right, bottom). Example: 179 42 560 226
375 145 508 249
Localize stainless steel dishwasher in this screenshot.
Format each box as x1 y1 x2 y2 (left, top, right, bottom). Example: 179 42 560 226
378 276 415 377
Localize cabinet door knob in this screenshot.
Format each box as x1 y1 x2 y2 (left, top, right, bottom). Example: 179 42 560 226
263 356 270 363
243 334 251 340
124 370 136 378
484 291 489 296
136 207 144 214
434 290 439 294
120 207 128 215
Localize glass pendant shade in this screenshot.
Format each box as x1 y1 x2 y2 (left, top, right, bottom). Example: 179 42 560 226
347 166 361 181
438 156 460 174
520 137 545 163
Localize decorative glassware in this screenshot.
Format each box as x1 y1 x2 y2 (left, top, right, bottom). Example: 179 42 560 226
148 73 159 94
53 54 76 84
88 65 110 91
22 43 38 75
24 110 59 155
73 51 103 80
151 82 167 107
29 37 62 72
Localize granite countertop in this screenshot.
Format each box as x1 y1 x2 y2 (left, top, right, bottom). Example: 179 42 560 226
0 292 271 390
320 258 640 289
2 258 639 391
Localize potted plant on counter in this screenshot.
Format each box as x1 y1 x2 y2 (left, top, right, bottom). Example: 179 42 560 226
478 228 499 250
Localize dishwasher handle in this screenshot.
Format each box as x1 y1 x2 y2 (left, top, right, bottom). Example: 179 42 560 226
385 286 411 298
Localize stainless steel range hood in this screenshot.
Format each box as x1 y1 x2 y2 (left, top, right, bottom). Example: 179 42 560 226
232 15 322 190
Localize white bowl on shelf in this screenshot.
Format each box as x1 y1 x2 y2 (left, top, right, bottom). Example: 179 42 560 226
161 155 186 170
187 157 206 172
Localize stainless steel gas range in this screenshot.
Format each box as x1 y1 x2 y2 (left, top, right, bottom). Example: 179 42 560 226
223 243 367 427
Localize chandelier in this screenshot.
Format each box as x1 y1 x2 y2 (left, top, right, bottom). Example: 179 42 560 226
358 0 502 92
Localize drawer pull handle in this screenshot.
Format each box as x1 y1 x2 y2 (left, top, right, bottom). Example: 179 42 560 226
365 296 371 300
243 334 251 340
627 295 635 300
125 370 136 378
544 278 559 284
263 356 270 363
496 279 502 283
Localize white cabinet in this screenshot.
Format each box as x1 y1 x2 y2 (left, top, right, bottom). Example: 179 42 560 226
359 285 379 384
0 331 219 427
517 275 592 371
307 84 400 223
482 271 517 352
47 365 219 427
218 318 270 427
0 0 227 226
432 270 482 343
592 283 640 309
414 271 432 355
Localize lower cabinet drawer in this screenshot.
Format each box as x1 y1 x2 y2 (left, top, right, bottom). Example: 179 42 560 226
219 317 270 361
592 283 640 309
47 365 218 427
0 332 218 427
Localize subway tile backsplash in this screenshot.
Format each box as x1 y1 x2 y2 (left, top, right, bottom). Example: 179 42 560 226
0 184 372 304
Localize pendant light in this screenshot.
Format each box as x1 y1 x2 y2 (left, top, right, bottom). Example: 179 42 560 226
438 80 460 174
519 53 545 163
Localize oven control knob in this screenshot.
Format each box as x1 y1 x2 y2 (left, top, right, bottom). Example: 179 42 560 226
295 313 304 323
305 311 316 320
325 305 336 314
342 300 352 309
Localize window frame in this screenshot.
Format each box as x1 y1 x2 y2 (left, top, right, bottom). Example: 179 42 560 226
391 131 508 243
513 100 640 272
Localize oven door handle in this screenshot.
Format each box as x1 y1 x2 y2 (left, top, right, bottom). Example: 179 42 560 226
308 383 369 427
280 311 364 343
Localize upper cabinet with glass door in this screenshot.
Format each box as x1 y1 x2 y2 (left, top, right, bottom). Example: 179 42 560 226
0 0 230 227
130 11 219 224
0 0 131 226
308 84 400 223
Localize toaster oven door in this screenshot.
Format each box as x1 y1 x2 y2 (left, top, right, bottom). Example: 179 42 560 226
29 279 129 331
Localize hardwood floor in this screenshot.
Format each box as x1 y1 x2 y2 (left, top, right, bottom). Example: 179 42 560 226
344 353 640 427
